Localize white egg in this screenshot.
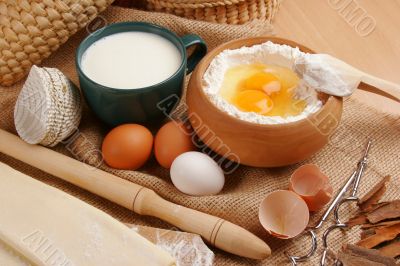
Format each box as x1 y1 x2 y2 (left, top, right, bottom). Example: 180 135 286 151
170 151 225 196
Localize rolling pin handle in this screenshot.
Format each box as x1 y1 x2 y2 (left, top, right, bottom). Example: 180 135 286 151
134 189 271 260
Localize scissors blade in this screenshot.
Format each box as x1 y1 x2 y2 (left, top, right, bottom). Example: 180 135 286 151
351 139 372 196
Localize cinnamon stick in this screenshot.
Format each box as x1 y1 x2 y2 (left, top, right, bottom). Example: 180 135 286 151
338 253 387 266
360 228 376 239
356 223 400 249
367 200 400 224
339 244 397 266
359 176 391 212
347 214 368 227
362 220 400 230
361 202 391 215
378 239 400 258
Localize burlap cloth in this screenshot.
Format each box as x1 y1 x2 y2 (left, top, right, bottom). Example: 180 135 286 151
1 6 399 266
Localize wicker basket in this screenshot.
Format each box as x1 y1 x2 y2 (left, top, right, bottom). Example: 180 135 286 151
145 0 281 25
0 0 114 86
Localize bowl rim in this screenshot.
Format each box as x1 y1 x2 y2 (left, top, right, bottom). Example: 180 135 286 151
190 36 343 129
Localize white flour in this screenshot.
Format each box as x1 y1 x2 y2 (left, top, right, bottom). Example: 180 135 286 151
294 54 360 97
203 41 323 124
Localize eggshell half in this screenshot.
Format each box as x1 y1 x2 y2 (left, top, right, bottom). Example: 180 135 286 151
259 190 309 239
289 164 333 212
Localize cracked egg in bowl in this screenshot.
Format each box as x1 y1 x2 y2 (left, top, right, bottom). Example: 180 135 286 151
186 37 343 167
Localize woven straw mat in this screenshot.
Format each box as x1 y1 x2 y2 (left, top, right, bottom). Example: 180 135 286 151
0 0 114 87
1 6 400 266
112 0 281 25
145 0 281 25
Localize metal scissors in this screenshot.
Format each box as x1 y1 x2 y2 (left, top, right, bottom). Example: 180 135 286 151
285 140 372 265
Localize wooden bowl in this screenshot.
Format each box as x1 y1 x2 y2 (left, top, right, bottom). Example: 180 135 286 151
186 37 343 167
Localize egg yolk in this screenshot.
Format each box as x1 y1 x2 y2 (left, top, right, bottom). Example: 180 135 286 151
234 90 274 115
242 72 280 93
219 64 307 117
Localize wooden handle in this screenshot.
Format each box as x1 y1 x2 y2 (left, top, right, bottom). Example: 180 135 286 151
134 189 270 259
301 53 400 103
0 129 271 260
359 74 400 103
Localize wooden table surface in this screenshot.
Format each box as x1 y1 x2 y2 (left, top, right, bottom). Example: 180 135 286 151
273 0 400 115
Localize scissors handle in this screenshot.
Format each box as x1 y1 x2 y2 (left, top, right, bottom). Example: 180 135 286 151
320 224 347 266
285 229 318 265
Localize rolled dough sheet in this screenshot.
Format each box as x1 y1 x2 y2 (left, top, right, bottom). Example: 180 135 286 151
0 162 175 266
0 240 30 266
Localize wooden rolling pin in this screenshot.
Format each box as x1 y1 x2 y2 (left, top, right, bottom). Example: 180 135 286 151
0 129 271 260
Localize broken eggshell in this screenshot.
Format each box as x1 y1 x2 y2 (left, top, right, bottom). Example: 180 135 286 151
289 164 333 212
259 190 309 239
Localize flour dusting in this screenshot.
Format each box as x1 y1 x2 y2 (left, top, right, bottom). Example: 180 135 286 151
129 225 214 266
83 221 104 259
155 231 214 266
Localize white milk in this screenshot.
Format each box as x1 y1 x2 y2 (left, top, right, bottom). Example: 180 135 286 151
81 31 182 89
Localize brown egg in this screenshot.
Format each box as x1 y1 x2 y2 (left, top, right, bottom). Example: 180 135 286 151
102 124 153 170
289 164 333 212
154 121 196 168
259 190 309 239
